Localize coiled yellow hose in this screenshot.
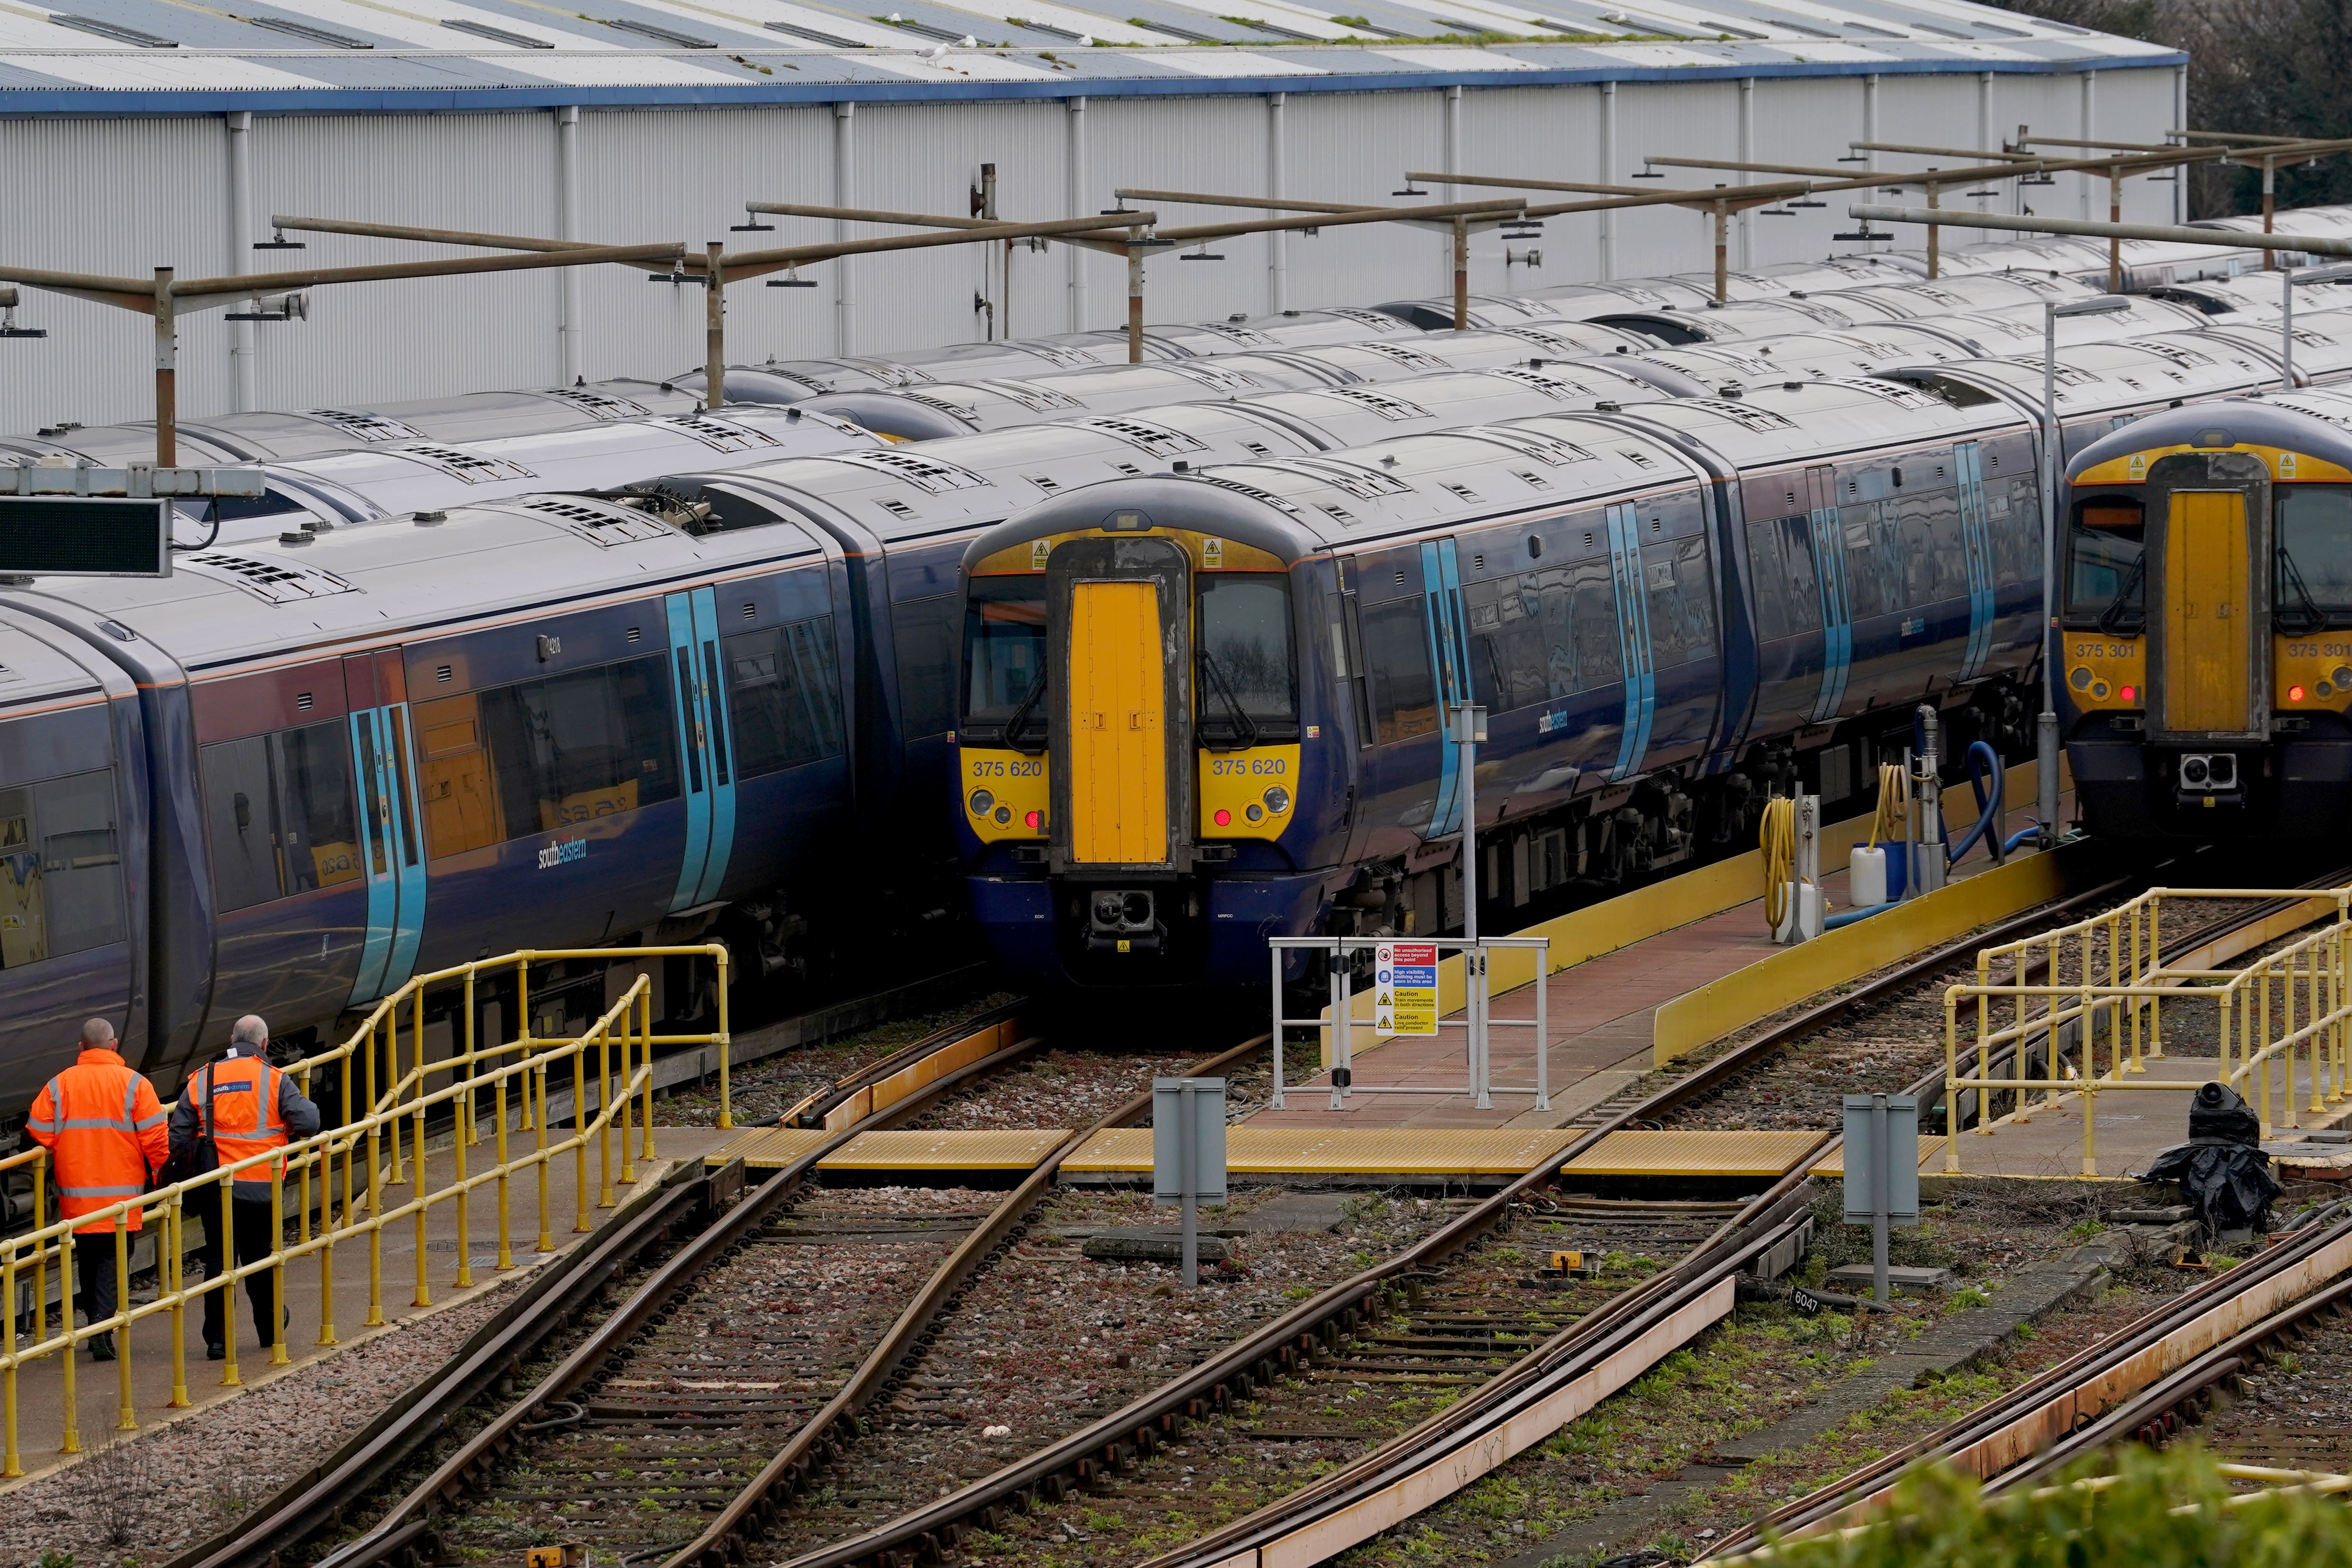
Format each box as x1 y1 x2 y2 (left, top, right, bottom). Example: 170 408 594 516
1760 794 1795 935
1866 761 1907 848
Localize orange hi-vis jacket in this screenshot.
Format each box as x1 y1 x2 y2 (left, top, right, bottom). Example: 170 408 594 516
26 1046 169 1234
185 1054 292 1192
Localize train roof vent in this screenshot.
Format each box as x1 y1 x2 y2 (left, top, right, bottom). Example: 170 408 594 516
838 356 935 385
2137 340 2215 369
179 552 359 603
1456 426 1598 465
1352 343 1446 372
1485 366 1584 399
1021 343 1104 369
1328 307 1408 331
1326 387 1432 421
394 444 538 483
537 387 653 419
1166 363 1262 392
984 379 1086 414
1688 398 1796 431
901 392 982 422
1196 474 1302 514
811 449 991 493
1188 321 1276 347
1285 457 1413 499
1079 417 1208 457
661 415 780 453
1832 377 1948 411
512 496 676 546
302 408 422 443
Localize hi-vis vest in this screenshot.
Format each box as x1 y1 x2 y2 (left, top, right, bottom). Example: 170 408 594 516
26 1047 168 1234
189 1055 289 1191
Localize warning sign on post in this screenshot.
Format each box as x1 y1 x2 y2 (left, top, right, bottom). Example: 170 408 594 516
1374 941 1438 1036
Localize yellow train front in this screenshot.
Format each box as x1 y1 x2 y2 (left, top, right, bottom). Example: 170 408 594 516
2063 394 2352 837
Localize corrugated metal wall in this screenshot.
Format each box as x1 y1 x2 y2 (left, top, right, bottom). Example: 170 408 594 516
0 68 2178 433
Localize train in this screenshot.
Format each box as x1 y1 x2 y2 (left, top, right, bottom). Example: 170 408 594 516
2059 388 2352 837
3 205 2351 1115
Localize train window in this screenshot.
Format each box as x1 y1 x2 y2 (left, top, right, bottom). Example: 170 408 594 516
201 724 360 911
470 656 681 846
1463 557 1622 710
892 594 960 741
2063 501 2144 623
1839 504 1902 621
963 581 1047 735
724 618 846 776
413 694 502 859
1360 599 1438 744
1196 575 1298 743
1745 517 1823 641
2277 487 2352 614
0 769 125 965
1896 492 1965 607
1641 537 1717 667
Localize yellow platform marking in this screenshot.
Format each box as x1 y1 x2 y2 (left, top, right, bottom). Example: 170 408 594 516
708 1127 832 1171
821 1129 1071 1171
1066 1127 1578 1176
1562 1130 1828 1178
1809 1137 1950 1176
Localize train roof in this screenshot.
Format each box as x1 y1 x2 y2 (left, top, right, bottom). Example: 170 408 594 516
1821 271 2090 319
1626 325 1987 387
2 489 838 677
2151 273 2352 321
2065 391 2352 481
1590 375 2024 470
1368 293 1608 332
0 380 702 468
0 614 122 720
1890 333 2281 419
1586 294 1897 344
2208 310 2352 383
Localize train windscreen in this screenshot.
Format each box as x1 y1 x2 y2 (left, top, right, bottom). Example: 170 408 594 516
2065 498 2145 627
1195 574 1297 747
963 579 1046 747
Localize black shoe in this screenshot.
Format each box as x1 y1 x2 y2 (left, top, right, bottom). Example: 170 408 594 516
205 1340 225 1361
89 1336 115 1362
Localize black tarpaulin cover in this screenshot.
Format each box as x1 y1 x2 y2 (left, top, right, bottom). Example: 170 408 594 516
2144 1084 2279 1237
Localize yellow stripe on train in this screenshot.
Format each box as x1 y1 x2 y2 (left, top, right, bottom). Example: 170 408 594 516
2075 443 2352 485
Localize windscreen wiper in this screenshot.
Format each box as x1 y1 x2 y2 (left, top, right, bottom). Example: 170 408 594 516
1197 647 1261 751
2279 545 2327 637
2096 554 2147 635
1001 671 1048 755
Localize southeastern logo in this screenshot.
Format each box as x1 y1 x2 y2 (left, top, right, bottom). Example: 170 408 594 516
536 837 587 870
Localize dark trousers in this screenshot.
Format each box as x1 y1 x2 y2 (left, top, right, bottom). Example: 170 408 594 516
72 1232 121 1351
195 1197 281 1350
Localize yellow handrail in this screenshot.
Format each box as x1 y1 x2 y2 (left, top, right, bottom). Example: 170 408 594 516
0 941 713 1476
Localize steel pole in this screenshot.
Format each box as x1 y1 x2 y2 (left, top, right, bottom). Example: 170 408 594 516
152 267 175 468
1452 216 1469 328
2285 266 2297 390
1126 236 1144 364
2039 300 2061 851
704 241 724 411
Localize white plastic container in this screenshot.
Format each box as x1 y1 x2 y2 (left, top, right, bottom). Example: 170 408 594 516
1850 844 1889 909
1773 881 1823 943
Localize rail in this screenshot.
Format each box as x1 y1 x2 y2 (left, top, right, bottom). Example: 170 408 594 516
0 942 732 1476
1941 886 2352 1174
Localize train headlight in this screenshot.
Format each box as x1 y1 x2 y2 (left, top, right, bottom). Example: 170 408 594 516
994 806 1012 825
1245 803 1265 823
2181 756 2210 787
2335 666 2352 689
1263 786 1291 815
969 789 994 816
2069 666 2093 691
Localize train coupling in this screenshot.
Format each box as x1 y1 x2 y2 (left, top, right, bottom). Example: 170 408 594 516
2176 752 2244 809
1085 888 1166 953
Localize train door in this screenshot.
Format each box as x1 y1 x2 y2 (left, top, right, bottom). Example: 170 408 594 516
344 650 428 1006
1804 465 1853 722
2158 491 2258 735
1067 580 1167 862
1955 441 1998 681
1420 539 1477 832
1602 503 1658 778
1351 551 1443 862
665 586 737 912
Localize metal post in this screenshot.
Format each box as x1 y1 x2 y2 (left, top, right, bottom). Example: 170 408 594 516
152 267 175 468
226 110 257 413
2284 265 2297 390
1066 95 1088 333
1270 945 1286 1111
1452 216 1469 329
167 1198 190 1402
58 1232 79 1452
1126 236 1144 364
1 1240 15 1477
1535 945 1550 1111
1266 92 1287 316
218 1178 242 1385
1926 178 1941 280
1871 1092 1891 1308
1712 198 1729 304
112 1212 134 1429
1456 702 1489 1110
2039 299 2061 851
1178 1084 1197 1289
556 106 582 384
714 943 732 1132
1598 82 1617 280
2108 164 2124 292
1738 76 1755 271
270 1170 289 1363
833 100 856 356
704 241 725 411
2264 155 2278 269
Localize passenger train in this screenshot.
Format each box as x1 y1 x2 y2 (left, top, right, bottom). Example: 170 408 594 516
6 206 2352 1112
2060 389 2352 837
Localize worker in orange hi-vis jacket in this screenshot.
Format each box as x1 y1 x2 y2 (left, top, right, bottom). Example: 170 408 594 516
24 1018 170 1362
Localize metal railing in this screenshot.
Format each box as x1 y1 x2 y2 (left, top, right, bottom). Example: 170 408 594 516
1270 936 1550 1112
0 943 731 1473
1940 887 2352 1176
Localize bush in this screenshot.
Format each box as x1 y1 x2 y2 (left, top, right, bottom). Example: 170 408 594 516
1767 1445 2352 1568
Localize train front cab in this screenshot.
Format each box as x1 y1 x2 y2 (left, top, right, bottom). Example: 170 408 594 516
2061 410 2352 837
956 491 1335 990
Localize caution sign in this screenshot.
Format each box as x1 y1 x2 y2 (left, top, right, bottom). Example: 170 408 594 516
1373 941 1437 1036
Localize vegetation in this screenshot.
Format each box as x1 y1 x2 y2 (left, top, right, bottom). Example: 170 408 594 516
1766 1445 2352 1567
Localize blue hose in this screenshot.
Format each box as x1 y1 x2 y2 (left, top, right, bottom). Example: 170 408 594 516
2002 824 2043 855
1824 901 1895 930
1944 739 2006 866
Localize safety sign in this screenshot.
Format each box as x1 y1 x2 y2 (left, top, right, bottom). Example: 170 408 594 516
1373 941 1438 1036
